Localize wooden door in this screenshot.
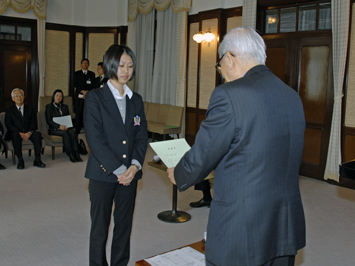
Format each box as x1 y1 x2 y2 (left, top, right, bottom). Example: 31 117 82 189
265 36 333 179
0 45 32 112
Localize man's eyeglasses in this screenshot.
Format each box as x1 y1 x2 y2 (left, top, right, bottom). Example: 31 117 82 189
13 94 23 98
215 53 226 74
215 52 235 74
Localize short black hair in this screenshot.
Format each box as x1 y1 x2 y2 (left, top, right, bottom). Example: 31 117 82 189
51 89 64 104
97 62 103 67
103 45 136 81
81 58 89 64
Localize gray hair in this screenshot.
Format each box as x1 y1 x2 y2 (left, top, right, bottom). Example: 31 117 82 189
218 26 266 65
11 88 25 98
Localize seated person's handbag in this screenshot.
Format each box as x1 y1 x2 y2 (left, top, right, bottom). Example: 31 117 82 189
79 139 88 155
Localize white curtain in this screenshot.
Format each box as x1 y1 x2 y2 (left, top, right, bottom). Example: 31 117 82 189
133 10 155 102
242 0 257 29
37 18 46 99
324 0 350 181
128 0 191 22
151 7 177 104
0 0 47 19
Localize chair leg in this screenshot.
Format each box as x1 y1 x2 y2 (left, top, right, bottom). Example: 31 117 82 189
11 151 15 165
42 147 45 155
5 150 7 158
176 134 179 139
52 146 55 160
29 149 31 156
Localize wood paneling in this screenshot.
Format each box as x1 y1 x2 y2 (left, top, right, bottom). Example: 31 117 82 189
266 47 286 81
299 46 329 122
303 127 322 164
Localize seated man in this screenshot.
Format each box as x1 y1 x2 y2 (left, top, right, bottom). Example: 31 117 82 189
5 88 46 170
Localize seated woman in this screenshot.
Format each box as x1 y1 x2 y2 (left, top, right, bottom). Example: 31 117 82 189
45 89 82 163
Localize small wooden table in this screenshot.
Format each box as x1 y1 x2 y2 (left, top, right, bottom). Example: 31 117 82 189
148 161 191 223
135 240 205 266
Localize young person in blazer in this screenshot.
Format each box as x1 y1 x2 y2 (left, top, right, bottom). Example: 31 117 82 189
84 45 148 266
168 27 306 266
45 89 82 163
5 88 46 169
73 58 95 134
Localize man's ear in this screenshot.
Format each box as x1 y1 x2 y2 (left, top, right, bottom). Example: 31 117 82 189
226 52 234 69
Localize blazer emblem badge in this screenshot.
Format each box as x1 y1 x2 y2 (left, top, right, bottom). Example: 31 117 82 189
134 115 140 126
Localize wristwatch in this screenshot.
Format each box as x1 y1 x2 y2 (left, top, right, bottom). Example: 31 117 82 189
132 164 139 171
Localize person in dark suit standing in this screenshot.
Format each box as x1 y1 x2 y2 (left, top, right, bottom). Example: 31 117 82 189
73 58 95 134
168 27 306 266
45 89 82 163
5 88 46 169
84 45 148 266
93 62 108 89
0 121 5 170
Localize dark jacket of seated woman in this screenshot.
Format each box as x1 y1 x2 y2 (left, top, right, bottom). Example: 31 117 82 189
45 89 82 163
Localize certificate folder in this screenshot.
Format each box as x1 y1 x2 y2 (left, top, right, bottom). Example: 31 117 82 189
150 138 191 168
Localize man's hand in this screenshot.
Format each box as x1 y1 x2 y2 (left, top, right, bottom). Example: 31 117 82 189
117 165 138 186
167 167 176 185
19 132 31 141
59 125 67 131
82 90 88 98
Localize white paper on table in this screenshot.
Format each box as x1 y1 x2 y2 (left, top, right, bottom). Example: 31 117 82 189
149 138 191 168
145 246 205 266
53 115 73 128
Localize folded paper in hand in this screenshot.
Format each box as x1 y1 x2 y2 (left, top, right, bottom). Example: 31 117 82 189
150 138 191 168
53 115 73 128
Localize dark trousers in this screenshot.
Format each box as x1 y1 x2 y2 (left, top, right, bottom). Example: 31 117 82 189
48 128 78 155
89 179 138 266
75 99 84 134
9 131 42 159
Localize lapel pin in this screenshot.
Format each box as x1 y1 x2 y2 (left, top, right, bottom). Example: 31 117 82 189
134 115 140 126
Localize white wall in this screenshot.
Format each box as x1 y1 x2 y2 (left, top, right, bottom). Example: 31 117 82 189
1 0 242 26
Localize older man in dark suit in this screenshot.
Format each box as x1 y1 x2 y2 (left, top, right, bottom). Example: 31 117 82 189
5 88 45 169
73 58 95 133
168 27 306 266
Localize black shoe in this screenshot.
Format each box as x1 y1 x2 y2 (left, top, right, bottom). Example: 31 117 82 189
33 159 46 168
69 153 78 163
0 163 5 170
17 160 25 170
189 198 211 208
74 152 83 162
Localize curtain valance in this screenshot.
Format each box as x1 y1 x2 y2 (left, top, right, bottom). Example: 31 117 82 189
128 0 191 22
0 0 47 19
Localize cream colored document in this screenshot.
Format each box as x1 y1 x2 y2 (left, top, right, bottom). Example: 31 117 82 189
53 115 73 128
150 138 191 168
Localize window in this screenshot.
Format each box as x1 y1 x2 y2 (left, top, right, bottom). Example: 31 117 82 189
264 2 331 34
0 24 31 41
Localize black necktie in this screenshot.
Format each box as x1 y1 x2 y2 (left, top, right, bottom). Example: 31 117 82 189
19 107 22 116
